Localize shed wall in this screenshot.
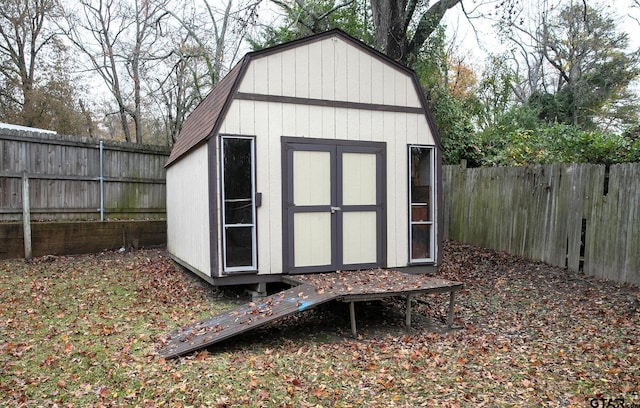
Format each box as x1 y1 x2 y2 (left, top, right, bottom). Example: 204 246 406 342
166 143 211 276
222 37 437 275
219 99 435 274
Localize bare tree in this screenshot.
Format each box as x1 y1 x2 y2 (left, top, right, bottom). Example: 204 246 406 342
150 36 203 144
164 0 260 91
60 0 169 143
145 0 260 144
0 0 59 123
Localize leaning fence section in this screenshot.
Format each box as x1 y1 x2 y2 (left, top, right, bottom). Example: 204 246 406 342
442 163 640 286
0 129 170 221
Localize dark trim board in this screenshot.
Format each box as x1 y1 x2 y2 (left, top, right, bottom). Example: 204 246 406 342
207 139 220 278
235 92 425 114
170 252 283 286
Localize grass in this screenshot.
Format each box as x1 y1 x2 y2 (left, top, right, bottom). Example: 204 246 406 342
1 241 638 407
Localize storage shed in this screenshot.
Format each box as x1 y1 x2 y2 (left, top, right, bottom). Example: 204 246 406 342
166 29 443 287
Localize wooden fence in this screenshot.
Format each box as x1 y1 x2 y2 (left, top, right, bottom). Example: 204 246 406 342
0 129 170 221
442 163 640 286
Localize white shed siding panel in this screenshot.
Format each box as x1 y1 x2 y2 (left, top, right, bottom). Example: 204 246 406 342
406 82 421 107
167 143 211 276
295 104 310 136
281 49 297 97
238 62 255 93
370 110 384 142
382 64 397 105
358 50 372 103
406 113 419 145
382 111 399 267
347 109 359 140
333 39 348 101
371 60 384 104
252 57 269 95
263 102 285 274
320 39 336 100
308 41 323 99
282 104 296 136
346 44 360 103
334 108 348 140
295 45 309 98
268 52 283 95
220 100 241 134
359 110 373 141
309 105 324 138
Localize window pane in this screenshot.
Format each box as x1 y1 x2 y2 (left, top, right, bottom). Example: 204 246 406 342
225 227 254 267
409 146 433 261
223 138 252 200
225 199 252 224
410 147 431 204
411 204 431 222
411 224 431 260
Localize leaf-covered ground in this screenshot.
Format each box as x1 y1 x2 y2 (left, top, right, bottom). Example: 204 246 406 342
1 240 638 407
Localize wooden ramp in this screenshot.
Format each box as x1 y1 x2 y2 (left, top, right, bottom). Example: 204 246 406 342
158 270 463 359
157 283 337 358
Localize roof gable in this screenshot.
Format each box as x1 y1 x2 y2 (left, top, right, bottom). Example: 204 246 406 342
166 29 441 168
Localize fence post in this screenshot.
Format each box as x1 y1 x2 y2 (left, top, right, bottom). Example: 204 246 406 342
22 171 32 260
99 140 104 221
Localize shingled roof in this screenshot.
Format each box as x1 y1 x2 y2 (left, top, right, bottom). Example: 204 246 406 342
165 29 442 168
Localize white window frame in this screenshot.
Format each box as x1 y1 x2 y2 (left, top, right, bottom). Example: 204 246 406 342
408 145 435 263
220 136 257 272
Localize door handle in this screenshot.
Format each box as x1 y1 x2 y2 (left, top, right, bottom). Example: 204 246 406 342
331 206 341 214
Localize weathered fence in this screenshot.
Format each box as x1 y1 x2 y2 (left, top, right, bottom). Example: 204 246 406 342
442 163 640 286
0 129 170 221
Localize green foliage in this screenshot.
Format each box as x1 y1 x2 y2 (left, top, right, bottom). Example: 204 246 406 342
248 0 374 50
473 55 517 131
477 105 638 166
413 27 480 166
429 90 482 166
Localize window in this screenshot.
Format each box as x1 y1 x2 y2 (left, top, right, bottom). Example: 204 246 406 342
409 146 435 262
221 137 256 271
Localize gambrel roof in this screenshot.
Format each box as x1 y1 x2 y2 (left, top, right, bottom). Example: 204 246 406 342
166 29 442 167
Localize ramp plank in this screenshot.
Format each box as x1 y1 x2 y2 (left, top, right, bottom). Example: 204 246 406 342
158 283 337 358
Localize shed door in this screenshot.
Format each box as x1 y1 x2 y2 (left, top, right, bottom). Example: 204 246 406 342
283 140 386 274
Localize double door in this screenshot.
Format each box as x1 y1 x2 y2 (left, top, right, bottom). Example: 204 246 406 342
283 139 386 274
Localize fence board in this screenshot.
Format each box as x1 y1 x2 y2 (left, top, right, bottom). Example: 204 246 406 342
443 163 639 286
0 129 170 221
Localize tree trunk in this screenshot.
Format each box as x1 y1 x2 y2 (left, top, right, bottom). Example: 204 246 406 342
370 0 462 65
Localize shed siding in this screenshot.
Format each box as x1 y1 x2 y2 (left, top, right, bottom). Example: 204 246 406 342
219 94 433 273
166 143 211 276
237 37 421 108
